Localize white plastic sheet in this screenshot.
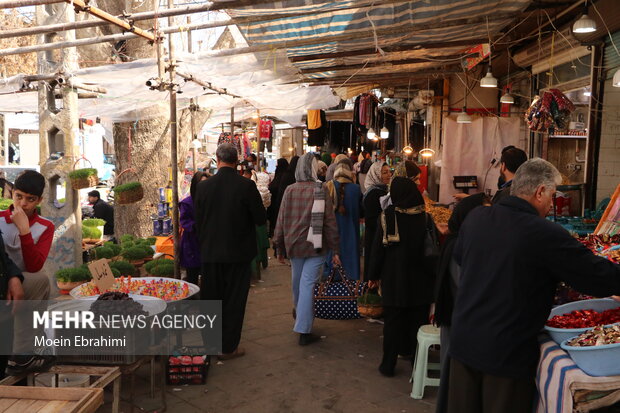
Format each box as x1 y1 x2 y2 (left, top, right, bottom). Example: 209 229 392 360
0 49 339 124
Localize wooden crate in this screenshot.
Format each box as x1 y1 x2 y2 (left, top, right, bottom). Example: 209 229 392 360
0 386 103 413
0 365 120 413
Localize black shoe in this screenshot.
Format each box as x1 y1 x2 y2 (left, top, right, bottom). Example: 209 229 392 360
6 355 56 376
378 362 395 377
299 333 320 346
292 308 296 320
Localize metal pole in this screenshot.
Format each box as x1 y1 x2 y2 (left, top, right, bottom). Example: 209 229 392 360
191 99 196 172
231 107 235 134
0 0 60 7
187 16 192 54
168 0 181 280
62 0 155 41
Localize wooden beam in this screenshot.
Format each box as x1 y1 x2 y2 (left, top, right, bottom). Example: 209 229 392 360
288 39 487 63
302 70 460 86
298 55 465 75
64 0 155 42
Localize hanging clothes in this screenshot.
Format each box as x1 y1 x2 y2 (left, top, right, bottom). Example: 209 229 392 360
217 132 243 158
307 110 328 147
327 121 353 153
307 110 322 130
259 119 274 142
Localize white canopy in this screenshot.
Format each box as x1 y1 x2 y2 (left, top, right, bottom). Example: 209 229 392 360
0 49 340 126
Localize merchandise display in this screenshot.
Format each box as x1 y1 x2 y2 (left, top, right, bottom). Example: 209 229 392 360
546 308 620 329
568 325 620 347
71 276 198 301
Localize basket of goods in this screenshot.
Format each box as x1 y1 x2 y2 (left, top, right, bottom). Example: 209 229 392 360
69 158 98 190
70 276 200 302
356 290 383 319
113 169 143 205
82 226 102 244
561 325 620 376
544 298 620 344
524 89 575 133
167 347 211 385
55 267 92 294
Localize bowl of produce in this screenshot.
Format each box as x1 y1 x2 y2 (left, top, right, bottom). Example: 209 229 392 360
70 276 199 302
560 325 620 376
544 298 620 344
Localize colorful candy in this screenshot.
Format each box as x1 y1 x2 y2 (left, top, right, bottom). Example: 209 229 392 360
74 276 190 301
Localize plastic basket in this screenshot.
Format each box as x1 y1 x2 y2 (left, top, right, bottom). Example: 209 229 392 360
560 339 620 377
166 346 210 385
544 298 620 344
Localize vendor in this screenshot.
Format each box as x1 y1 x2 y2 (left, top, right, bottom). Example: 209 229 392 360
447 158 620 413
88 190 114 237
491 146 527 204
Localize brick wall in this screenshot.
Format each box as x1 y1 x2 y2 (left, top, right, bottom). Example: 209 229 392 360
596 78 620 204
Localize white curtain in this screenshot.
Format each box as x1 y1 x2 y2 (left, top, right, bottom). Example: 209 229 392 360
438 116 522 204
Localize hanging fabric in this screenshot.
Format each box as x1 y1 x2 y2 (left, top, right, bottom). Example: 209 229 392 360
307 110 328 146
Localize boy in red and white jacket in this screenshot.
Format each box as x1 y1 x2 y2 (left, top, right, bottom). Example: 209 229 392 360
0 171 54 375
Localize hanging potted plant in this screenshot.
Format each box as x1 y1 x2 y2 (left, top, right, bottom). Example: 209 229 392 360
69 158 98 190
114 182 144 205
121 246 149 267
55 267 92 294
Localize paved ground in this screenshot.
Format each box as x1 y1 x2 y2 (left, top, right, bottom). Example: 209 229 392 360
96 255 438 413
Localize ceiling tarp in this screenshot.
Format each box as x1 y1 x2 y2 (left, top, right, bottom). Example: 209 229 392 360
229 0 532 81
0 49 339 124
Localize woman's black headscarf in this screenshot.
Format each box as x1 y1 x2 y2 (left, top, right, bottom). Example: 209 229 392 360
434 192 488 327
190 171 210 201
269 158 289 195
390 176 424 209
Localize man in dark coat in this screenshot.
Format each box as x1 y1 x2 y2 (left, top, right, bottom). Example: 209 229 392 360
87 190 114 236
194 143 266 360
491 146 527 204
447 158 620 413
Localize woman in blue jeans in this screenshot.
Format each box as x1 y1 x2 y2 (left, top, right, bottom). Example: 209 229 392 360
274 153 341 346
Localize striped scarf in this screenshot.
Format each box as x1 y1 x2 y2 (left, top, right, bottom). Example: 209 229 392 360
307 182 325 250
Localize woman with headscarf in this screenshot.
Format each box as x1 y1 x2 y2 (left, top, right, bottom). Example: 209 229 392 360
325 153 348 181
274 153 341 346
270 156 299 256
324 160 362 280
267 158 289 237
368 175 436 377
362 162 392 280
434 192 490 413
180 171 210 285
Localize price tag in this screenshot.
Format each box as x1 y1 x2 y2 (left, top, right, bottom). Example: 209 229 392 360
88 259 115 292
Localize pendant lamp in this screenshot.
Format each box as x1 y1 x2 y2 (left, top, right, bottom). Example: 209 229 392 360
613 69 620 87
480 69 498 88
419 148 435 158
457 107 472 124
367 127 377 140
380 126 389 139
403 146 414 155
500 91 515 104
573 1 596 33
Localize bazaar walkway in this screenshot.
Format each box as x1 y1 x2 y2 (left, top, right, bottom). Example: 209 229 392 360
97 253 438 413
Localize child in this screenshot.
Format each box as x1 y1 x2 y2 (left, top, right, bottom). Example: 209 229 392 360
0 170 55 375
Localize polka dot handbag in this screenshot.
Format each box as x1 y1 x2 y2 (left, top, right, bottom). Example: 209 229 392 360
314 265 366 320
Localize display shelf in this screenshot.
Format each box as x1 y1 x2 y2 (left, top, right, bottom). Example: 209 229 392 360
549 135 588 139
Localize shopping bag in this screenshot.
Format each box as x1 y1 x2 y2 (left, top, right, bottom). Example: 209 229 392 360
314 265 366 320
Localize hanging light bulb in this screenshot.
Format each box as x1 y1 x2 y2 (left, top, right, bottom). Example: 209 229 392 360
403 145 414 155
380 126 389 139
457 107 472 124
613 69 620 87
419 148 435 158
573 1 597 33
500 90 515 104
480 68 498 88
367 127 377 140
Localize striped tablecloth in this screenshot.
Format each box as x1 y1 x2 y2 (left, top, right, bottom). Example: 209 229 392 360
536 336 620 413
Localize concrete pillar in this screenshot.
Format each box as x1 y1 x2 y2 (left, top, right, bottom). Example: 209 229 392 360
36 3 82 279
